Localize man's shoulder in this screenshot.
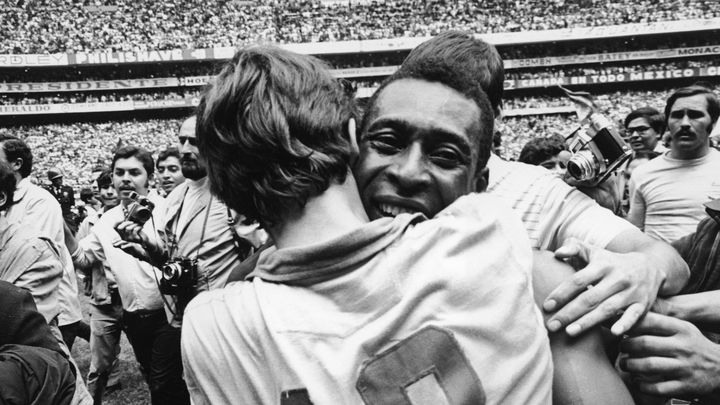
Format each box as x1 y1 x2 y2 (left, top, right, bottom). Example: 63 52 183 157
488 157 560 190
184 282 255 329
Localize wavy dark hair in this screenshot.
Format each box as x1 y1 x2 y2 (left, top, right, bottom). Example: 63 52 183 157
0 135 33 179
518 135 568 166
196 45 357 226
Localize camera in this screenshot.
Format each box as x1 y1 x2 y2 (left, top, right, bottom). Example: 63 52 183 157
560 87 633 186
125 191 155 225
159 258 198 296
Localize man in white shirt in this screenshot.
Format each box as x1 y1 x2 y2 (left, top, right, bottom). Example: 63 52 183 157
183 45 560 405
628 85 720 243
67 146 187 405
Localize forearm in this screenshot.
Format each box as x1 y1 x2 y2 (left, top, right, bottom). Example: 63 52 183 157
606 228 689 295
69 243 97 270
665 291 720 323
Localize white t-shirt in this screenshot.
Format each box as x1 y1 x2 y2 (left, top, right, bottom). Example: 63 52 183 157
487 154 634 250
628 149 720 243
182 193 552 405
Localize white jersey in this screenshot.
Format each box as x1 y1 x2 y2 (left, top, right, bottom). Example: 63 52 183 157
487 154 634 250
182 193 552 405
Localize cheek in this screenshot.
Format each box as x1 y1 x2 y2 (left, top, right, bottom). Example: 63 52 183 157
439 172 471 206
354 152 386 191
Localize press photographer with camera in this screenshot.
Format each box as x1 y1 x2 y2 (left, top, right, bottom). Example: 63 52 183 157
115 116 266 326
65 146 190 405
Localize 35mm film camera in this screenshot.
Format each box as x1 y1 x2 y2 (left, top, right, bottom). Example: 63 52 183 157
160 257 199 314
160 258 198 295
124 191 155 225
560 86 633 186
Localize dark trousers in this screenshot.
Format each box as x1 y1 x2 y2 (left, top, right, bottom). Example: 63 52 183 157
123 309 189 405
59 320 91 351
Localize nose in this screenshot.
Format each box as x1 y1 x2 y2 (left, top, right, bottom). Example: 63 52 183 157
386 144 431 193
680 114 692 128
180 138 193 154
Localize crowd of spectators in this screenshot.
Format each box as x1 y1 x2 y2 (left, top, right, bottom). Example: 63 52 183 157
0 90 199 105
505 58 720 80
499 88 680 157
0 119 180 189
2 0 720 54
0 85 693 190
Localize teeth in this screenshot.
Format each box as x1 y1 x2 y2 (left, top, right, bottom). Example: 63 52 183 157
378 203 414 217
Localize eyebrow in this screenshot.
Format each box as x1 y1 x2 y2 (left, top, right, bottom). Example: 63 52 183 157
365 117 473 157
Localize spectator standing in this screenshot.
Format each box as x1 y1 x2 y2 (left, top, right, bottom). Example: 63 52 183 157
67 146 175 405
0 281 77 405
46 167 75 216
628 86 720 243
0 160 63 326
155 147 184 197
75 169 123 403
115 117 267 405
0 136 87 350
518 135 571 178
624 107 668 155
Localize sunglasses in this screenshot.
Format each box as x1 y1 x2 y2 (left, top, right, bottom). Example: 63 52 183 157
179 136 197 146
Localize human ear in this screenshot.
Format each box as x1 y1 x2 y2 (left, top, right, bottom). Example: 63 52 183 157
347 118 359 166
474 166 489 193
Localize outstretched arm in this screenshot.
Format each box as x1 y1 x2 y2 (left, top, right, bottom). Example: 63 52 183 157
532 249 634 405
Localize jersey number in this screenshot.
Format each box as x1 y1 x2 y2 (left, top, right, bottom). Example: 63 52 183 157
356 326 485 405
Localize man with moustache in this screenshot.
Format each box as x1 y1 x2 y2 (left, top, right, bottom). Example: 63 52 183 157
628 85 720 243
113 117 265 404
117 116 265 327
67 146 187 405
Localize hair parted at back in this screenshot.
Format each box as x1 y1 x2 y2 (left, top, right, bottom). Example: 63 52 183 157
0 135 33 179
402 31 504 115
196 45 357 226
665 85 720 126
362 46 496 174
111 146 155 177
624 107 665 135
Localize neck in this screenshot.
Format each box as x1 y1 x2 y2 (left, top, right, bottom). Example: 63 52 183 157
268 172 369 250
669 144 710 160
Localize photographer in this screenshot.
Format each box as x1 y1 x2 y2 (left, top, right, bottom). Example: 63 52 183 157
65 146 188 405
116 116 266 327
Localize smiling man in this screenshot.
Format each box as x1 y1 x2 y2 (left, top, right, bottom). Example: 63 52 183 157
356 31 688 342
628 85 720 243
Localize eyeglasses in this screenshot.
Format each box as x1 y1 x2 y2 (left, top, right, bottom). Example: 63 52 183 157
179 136 197 146
626 126 652 135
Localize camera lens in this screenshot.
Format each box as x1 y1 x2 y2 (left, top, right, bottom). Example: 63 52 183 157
162 263 182 281
567 151 597 181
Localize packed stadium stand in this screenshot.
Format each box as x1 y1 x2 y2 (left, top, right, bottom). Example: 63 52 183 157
2 0 720 189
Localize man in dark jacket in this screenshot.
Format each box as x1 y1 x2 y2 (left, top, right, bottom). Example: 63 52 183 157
0 280 76 405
